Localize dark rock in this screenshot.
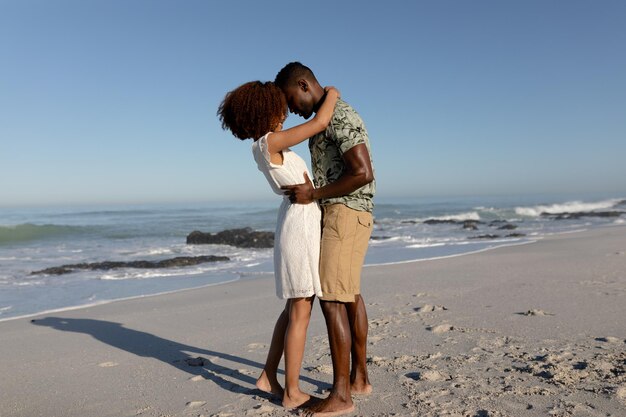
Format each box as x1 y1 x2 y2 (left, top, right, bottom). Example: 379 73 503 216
468 232 526 239
424 219 484 226
423 219 457 225
462 220 480 230
31 255 230 276
186 227 274 248
401 220 419 224
541 211 623 220
468 234 500 240
370 235 393 240
497 223 518 230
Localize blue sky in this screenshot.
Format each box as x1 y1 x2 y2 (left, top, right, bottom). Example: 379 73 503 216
1 0 625 206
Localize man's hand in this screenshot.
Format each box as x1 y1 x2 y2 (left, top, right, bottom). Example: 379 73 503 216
281 172 315 204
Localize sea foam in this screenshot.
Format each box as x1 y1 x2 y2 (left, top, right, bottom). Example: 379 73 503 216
515 199 623 217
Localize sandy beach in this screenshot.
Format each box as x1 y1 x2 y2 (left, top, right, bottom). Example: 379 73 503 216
1 226 625 417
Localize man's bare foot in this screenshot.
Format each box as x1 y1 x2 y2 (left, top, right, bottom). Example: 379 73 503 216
255 370 283 398
282 390 315 409
303 394 354 417
350 382 372 395
350 369 372 395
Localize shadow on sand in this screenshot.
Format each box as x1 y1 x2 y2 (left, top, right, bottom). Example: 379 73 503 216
31 317 328 399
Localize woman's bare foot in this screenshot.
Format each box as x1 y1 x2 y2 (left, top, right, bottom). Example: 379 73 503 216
255 370 283 398
282 390 313 409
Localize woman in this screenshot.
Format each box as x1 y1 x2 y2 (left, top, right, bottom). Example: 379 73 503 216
217 81 339 408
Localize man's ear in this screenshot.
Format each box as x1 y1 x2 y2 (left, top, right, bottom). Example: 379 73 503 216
298 79 308 92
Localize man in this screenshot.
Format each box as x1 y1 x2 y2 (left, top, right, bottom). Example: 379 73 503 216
276 62 375 416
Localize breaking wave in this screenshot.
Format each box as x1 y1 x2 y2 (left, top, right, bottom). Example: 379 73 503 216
515 199 625 217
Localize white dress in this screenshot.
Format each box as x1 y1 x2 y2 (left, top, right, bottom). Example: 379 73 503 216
252 133 323 299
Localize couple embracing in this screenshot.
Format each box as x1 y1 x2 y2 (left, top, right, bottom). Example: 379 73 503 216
218 62 375 416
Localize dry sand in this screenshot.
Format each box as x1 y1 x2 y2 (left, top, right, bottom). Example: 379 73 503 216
1 226 625 417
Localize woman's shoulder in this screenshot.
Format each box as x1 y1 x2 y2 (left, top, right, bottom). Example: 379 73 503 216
251 133 271 151
252 133 289 168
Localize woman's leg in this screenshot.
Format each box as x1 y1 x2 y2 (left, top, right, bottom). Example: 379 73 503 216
283 296 314 408
256 302 289 397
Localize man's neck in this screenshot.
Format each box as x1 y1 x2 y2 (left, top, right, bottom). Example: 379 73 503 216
311 85 327 114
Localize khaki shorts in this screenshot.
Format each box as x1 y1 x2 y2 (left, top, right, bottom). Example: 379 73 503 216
319 204 373 302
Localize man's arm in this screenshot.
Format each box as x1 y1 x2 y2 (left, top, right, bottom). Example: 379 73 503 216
281 143 374 204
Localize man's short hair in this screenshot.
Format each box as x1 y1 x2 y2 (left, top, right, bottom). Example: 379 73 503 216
275 62 317 89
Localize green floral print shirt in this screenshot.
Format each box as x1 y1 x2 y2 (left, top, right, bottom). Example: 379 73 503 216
309 99 375 212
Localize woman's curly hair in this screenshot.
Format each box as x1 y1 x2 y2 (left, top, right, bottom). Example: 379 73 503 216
217 81 287 140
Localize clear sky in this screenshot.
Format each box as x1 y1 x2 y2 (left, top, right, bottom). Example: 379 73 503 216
1 0 625 206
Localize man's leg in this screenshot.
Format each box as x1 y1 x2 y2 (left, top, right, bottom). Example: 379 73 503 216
346 294 372 394
305 299 354 415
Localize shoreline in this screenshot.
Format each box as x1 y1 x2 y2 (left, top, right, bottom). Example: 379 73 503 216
1 225 625 416
0 236 542 323
0 277 244 324
2 195 624 324
1 224 619 323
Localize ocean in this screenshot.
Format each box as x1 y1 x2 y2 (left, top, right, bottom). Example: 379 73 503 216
1 194 624 321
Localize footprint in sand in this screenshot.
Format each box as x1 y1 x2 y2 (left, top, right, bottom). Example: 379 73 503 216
368 356 388 366
185 357 207 366
247 343 267 350
595 336 622 343
245 404 276 415
185 400 206 409
237 368 255 376
517 309 554 316
414 304 448 313
405 370 448 382
135 406 152 414
369 317 392 328
305 364 333 374
427 324 454 334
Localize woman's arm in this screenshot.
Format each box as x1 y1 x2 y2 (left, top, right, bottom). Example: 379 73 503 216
265 87 339 155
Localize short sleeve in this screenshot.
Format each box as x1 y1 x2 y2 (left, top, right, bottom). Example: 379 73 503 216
251 133 284 196
330 107 368 155
255 133 272 164
252 133 282 167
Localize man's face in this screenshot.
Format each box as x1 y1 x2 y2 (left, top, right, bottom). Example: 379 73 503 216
283 83 315 119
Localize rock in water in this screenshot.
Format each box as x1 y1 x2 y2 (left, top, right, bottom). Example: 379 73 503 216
497 223 518 230
463 220 480 230
186 227 274 248
541 211 623 220
31 255 230 276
